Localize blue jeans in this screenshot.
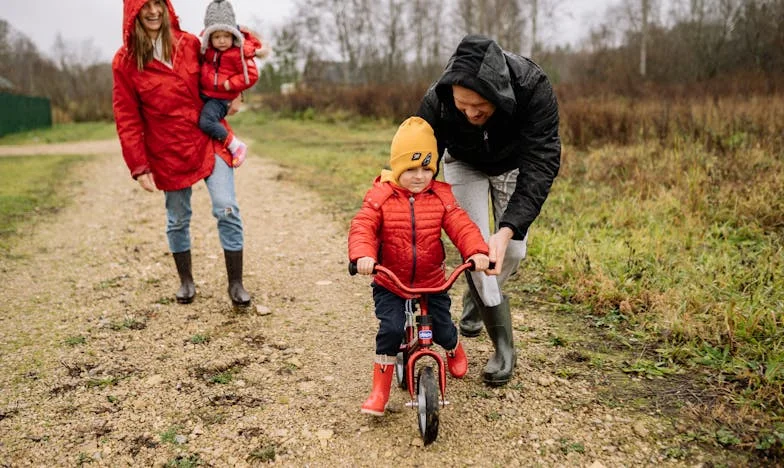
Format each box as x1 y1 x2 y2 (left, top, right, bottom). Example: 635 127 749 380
164 154 243 253
371 284 457 357
199 97 231 142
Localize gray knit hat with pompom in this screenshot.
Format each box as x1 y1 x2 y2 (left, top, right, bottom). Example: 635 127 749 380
201 0 250 84
201 0 243 53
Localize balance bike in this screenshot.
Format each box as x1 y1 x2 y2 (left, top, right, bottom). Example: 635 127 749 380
349 260 483 445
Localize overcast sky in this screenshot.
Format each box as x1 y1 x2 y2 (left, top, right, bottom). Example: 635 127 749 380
2 0 625 62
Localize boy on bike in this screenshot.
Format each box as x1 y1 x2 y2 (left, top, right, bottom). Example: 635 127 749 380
348 117 491 416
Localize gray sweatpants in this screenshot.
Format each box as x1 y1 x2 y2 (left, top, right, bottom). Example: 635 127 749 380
443 152 527 307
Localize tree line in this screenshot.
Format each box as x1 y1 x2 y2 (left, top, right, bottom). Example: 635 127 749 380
0 0 781 122
0 20 112 122
261 0 782 92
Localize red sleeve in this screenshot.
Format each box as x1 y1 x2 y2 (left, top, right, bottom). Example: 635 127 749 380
111 54 149 179
226 56 259 91
348 189 383 262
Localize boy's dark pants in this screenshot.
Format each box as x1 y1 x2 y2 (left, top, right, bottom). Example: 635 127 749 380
372 284 458 356
199 97 231 142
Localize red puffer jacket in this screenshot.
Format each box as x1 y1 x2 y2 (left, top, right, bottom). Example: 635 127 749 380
112 0 233 191
200 31 261 100
348 177 488 299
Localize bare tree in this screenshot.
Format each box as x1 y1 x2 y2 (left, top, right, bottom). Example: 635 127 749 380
641 0 649 76
377 0 406 81
605 0 661 77
455 0 478 33
520 0 565 56
668 0 743 78
452 0 526 51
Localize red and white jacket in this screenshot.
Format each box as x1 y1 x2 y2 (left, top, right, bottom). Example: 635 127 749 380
348 177 488 298
200 31 261 100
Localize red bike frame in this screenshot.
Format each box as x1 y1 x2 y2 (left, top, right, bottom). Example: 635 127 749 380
369 262 476 403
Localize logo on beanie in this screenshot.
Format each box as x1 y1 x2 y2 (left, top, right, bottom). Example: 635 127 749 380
422 153 432 166
411 152 421 161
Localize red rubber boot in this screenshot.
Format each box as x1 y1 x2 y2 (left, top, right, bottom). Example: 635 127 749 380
447 341 468 378
360 362 394 416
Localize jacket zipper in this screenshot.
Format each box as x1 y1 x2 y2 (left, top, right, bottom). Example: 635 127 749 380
483 129 490 153
212 52 220 90
409 195 417 285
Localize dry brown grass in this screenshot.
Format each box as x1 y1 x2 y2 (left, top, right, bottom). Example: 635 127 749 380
559 93 784 157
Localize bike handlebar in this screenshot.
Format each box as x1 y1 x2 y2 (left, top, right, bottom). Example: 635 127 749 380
348 259 495 295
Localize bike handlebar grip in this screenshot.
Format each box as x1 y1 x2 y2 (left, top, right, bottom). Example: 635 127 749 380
467 260 496 271
348 262 378 276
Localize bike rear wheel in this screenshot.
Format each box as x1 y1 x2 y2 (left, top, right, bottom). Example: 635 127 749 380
416 366 439 445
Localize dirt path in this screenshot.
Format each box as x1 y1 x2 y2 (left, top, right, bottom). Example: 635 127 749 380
0 141 734 466
0 139 120 157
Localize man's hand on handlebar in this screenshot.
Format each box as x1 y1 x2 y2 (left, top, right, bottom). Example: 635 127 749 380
356 256 376 275
468 253 491 273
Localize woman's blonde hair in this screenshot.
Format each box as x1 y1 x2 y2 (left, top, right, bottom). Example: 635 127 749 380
130 0 173 71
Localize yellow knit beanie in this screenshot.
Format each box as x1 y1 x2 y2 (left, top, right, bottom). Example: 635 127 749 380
389 117 438 182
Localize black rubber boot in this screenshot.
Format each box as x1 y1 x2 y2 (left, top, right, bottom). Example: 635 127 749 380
458 276 483 337
478 296 516 386
173 250 195 304
224 249 251 307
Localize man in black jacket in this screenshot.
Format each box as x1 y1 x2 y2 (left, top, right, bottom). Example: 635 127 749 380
418 34 561 386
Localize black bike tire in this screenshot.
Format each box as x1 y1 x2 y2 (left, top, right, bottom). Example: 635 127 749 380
416 366 440 445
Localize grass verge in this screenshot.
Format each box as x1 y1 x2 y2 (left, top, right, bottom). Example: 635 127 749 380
0 154 88 255
0 122 116 146
231 110 396 223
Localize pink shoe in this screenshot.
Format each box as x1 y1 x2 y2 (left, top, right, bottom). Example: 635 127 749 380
232 143 247 168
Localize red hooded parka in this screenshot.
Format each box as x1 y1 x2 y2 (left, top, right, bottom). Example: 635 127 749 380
348 178 489 299
112 0 233 191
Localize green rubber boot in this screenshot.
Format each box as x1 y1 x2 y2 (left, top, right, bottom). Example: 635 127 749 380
478 295 516 386
459 287 483 337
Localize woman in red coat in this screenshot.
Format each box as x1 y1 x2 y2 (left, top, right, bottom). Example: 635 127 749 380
112 0 250 307
348 117 491 416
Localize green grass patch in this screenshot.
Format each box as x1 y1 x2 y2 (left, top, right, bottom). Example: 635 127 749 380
86 376 121 388
231 111 396 222
247 444 276 464
159 425 184 445
531 141 784 414
63 335 86 347
0 122 115 145
109 317 146 331
189 334 210 345
558 438 585 455
0 154 87 254
164 454 203 468
210 371 234 384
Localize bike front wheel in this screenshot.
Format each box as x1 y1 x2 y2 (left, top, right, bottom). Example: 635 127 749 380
416 366 440 445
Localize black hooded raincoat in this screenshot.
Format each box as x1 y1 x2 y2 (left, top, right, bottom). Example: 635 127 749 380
417 35 561 240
